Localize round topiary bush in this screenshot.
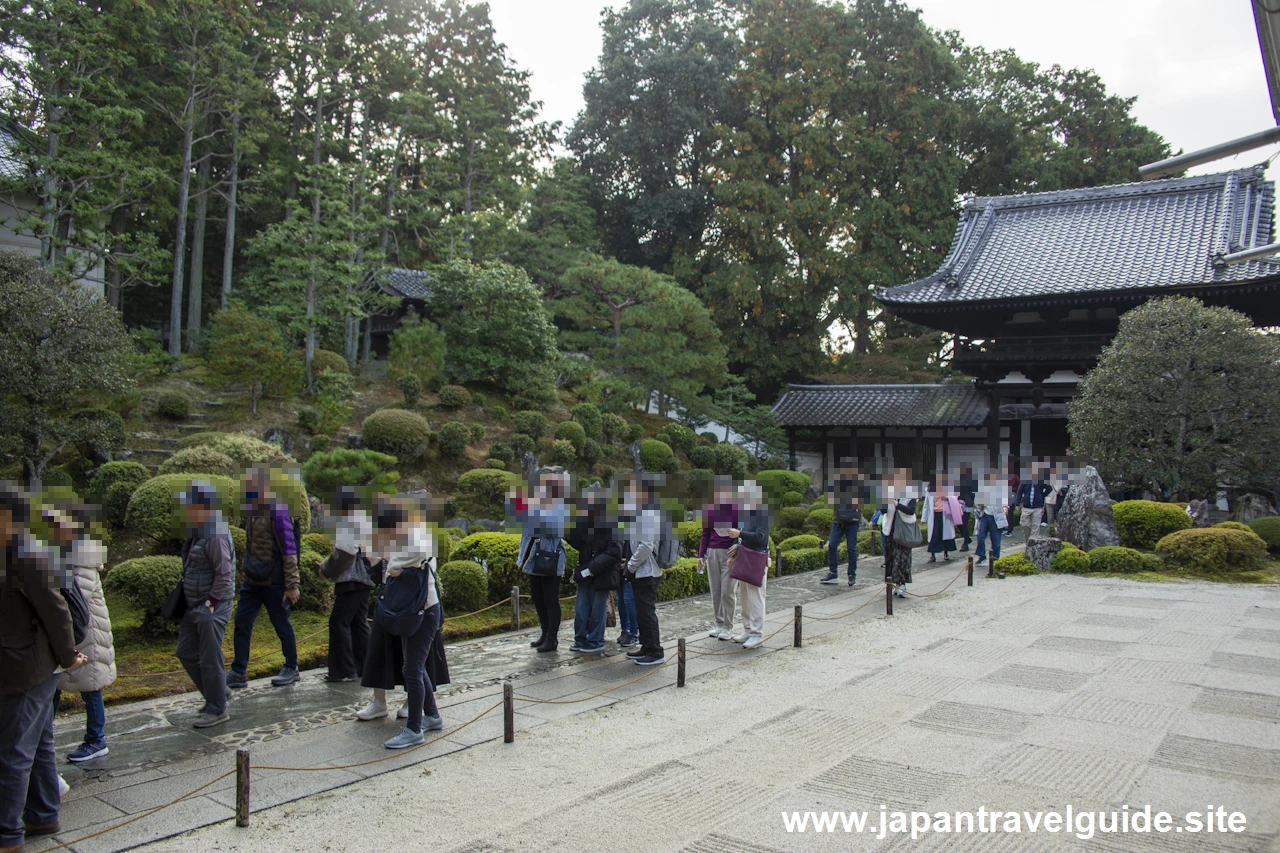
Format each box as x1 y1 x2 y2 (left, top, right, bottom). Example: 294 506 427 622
456 468 519 520
658 424 696 455
437 421 471 460
549 439 576 467
438 560 488 614
484 458 507 469
1113 500 1192 550
625 423 644 443
581 438 602 465
994 553 1037 576
1154 528 1268 574
571 402 602 440
452 532 525 602
512 410 549 439
780 490 805 508
1051 544 1091 574
778 506 809 530
778 534 823 552
486 441 514 464
103 556 183 632
711 444 748 479
158 446 238 479
689 446 714 469
1247 516 1280 552
176 432 294 467
804 507 834 533
361 409 431 463
508 433 535 460
302 532 333 557
601 413 628 443
296 406 320 435
156 391 191 419
1140 552 1164 573
296 548 334 612
640 438 673 472
1087 545 1146 574
554 420 587 453
126 474 241 540
756 470 812 508
398 373 422 408
437 384 471 409
311 349 350 377
1214 521 1251 531
89 460 150 502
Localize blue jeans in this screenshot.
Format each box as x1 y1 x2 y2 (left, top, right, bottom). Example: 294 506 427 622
617 580 638 635
53 689 105 744
574 584 609 649
231 583 297 673
974 513 1002 563
402 604 442 733
0 670 61 847
827 522 859 578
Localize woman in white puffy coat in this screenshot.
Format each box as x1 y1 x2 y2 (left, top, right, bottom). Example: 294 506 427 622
53 512 116 763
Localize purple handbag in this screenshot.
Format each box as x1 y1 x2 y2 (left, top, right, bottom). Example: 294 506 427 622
729 545 769 587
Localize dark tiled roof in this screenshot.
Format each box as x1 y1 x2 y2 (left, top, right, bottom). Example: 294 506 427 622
382 267 432 299
773 384 989 428
879 166 1280 307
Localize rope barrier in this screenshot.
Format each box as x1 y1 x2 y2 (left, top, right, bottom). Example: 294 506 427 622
512 655 676 705
903 562 970 598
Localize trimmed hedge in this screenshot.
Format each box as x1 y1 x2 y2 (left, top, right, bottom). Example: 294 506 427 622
176 432 294 467
1051 543 1091 574
779 547 826 575
1113 500 1192 550
438 560 488 613
756 470 811 508
778 506 809 531
103 556 183 632
437 421 471 459
554 420 587 453
302 532 332 557
711 444 748 478
361 409 431 463
437 384 471 409
456 468 518 520
571 402 602 439
601 412 627 443
640 438 673 472
296 549 334 611
781 490 805 508
90 461 151 527
1247 516 1280 553
1214 521 1251 531
1140 552 1164 573
451 531 579 602
158 446 238 479
658 424 696 455
156 391 190 419
512 410 549 439
311 349 350 377
1154 528 1268 573
857 528 881 556
994 553 1036 576
126 474 240 540
1087 546 1146 574
779 534 822 552
676 520 701 557
804 507 834 533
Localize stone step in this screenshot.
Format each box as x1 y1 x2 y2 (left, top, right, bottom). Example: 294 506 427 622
129 434 179 447
128 448 175 459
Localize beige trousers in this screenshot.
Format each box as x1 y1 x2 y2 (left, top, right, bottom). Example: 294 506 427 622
739 576 766 637
705 547 736 630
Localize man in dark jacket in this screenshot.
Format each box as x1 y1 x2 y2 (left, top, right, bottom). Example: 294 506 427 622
1014 463 1053 541
957 464 978 551
227 467 300 689
1 484 85 852
175 483 236 729
822 466 862 586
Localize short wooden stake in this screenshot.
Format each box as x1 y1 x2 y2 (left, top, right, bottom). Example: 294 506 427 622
967 556 974 587
677 638 686 687
510 586 520 631
885 582 893 616
793 604 803 648
235 749 250 827
503 682 514 743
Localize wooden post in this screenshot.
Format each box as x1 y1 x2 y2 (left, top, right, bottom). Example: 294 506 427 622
886 582 893 616
794 604 803 648
677 638 686 688
235 749 250 827
967 556 974 587
503 682 514 743
510 586 520 631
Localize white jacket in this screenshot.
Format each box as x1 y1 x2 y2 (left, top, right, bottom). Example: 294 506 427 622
58 539 117 694
375 524 439 610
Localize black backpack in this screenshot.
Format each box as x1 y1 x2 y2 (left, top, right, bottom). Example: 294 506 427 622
373 559 437 637
61 577 91 646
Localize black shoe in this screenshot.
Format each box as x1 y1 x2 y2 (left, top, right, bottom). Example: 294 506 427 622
848 576 857 587
634 653 666 666
959 544 970 552
225 671 248 689
536 641 558 653
626 648 646 659
530 634 546 648
820 572 839 584
324 674 356 683
24 821 60 837
928 556 936 563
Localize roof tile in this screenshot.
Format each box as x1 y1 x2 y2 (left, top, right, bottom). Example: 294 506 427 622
772 384 988 428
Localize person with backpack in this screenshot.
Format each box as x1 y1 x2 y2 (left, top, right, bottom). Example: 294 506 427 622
567 486 621 654
881 471 920 599
511 472 569 654
174 483 236 729
365 500 444 750
696 477 738 640
822 465 861 586
227 467 301 689
729 481 770 649
43 506 116 764
624 476 667 666
318 488 374 683
1 484 86 853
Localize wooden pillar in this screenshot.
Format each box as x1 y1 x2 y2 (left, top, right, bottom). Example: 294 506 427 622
913 429 924 483
986 389 1002 469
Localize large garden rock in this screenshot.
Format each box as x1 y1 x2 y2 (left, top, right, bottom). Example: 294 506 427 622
346 433 363 449
1232 493 1277 524
443 518 470 533
1055 466 1121 550
263 427 295 456
1186 499 1212 528
307 494 325 531
1025 537 1062 573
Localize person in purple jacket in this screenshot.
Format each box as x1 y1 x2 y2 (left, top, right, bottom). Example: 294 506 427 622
697 477 739 641
227 467 302 689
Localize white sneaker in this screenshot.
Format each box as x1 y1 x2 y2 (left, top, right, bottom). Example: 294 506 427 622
355 701 388 721
708 627 726 639
397 702 409 720
733 632 751 644
57 774 70 796
742 635 763 650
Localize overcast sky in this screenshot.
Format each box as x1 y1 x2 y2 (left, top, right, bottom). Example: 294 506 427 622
485 0 1277 176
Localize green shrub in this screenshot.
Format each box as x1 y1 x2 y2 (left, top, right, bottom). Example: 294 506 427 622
676 520 701 556
640 438 673 472
779 534 822 552
296 406 320 435
580 438 601 465
176 432 294 467
438 421 471 459
625 423 644 443
296 549 333 611
301 448 399 495
1051 545 1091 574
773 527 803 544
756 470 812 508
1247 516 1280 552
658 424 696 455
103 481 137 527
686 556 711 594
126 474 241 540
156 391 191 419
1113 500 1192 550
712 444 748 479
1214 521 1251 531
804 507 834 533
310 349 350 378
780 490 805 508
361 409 431 463
456 468 518 520
1087 546 1146 574
779 547 826 575
1154 528 1268 574
994 553 1037 576
487 441 514 464
571 403 602 440
68 407 126 461
601 413 628 443
512 410 549 439
468 424 485 443
655 563 692 600
436 532 453 565
437 384 471 409
398 374 422 408
778 506 809 530
484 458 507 469
158 446 238 479
554 420 587 453
229 525 246 564
508 433 535 460
699 432 719 445
89 461 150 504
689 446 714 469
103 556 183 632
438 560 488 613
857 528 882 556
549 439 576 467
302 532 333 556
1140 552 1164 573
452 532 525 602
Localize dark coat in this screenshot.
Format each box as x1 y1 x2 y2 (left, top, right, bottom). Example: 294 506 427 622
1 535 79 690
1015 481 1053 510
567 517 623 592
738 508 771 552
